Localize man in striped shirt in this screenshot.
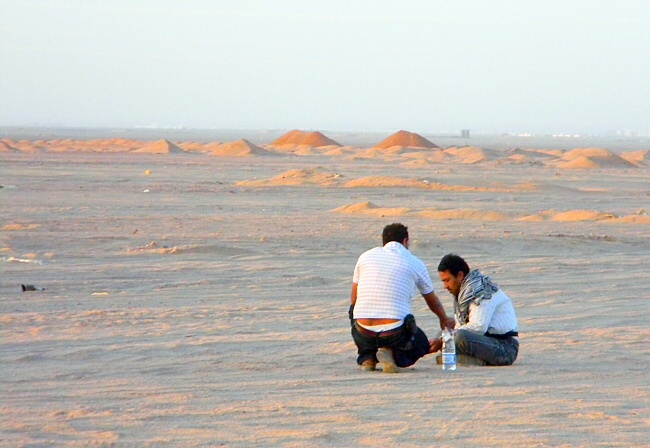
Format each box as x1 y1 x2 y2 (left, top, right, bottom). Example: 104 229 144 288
350 223 454 373
435 254 519 366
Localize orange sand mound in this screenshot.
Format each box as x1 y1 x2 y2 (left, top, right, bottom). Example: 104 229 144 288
414 209 509 221
210 139 273 157
343 176 432 189
518 209 650 223
133 139 184 154
270 130 341 147
552 148 636 169
343 176 504 191
444 146 497 164
620 150 650 165
271 144 321 155
348 147 412 159
177 142 208 153
342 176 487 192
322 146 356 156
236 167 343 187
332 201 410 217
551 210 616 221
400 149 452 163
614 214 650 224
0 141 17 152
374 130 438 149
5 140 40 152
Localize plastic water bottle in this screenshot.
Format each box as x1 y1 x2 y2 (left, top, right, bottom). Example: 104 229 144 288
441 328 456 371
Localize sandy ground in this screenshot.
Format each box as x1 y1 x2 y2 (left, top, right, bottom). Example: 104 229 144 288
1 142 649 447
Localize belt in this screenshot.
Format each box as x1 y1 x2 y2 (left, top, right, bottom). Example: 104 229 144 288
485 331 519 340
354 322 403 338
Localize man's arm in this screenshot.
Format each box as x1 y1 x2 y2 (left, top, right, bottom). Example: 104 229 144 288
349 283 358 321
422 291 455 330
460 294 500 334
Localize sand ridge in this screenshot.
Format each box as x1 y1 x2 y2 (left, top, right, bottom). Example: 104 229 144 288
1 136 647 170
234 170 526 192
133 139 184 154
269 130 341 147
235 167 344 186
374 130 439 149
548 147 636 169
334 202 649 224
209 139 273 157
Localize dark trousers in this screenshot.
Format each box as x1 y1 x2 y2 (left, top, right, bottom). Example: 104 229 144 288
351 320 430 368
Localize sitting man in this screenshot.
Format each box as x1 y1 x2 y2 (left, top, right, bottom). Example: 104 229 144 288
350 223 454 373
432 254 519 366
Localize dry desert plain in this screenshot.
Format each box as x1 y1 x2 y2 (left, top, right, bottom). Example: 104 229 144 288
1 130 649 447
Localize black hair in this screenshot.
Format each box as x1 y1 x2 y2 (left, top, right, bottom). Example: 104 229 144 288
382 223 409 245
437 254 470 276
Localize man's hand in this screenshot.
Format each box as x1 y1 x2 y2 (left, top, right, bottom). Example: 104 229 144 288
428 338 442 354
440 316 456 330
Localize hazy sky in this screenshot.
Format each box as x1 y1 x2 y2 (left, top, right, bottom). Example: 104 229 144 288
2 1 648 134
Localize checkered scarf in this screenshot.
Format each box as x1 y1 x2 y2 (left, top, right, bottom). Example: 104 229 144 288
454 269 499 325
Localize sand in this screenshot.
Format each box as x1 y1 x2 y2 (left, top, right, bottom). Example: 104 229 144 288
1 135 649 447
375 130 439 149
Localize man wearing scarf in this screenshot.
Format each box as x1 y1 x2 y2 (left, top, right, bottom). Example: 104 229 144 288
434 254 519 366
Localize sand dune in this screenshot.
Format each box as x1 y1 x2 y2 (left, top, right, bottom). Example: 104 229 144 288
334 203 648 225
374 130 438 149
620 149 650 165
177 141 208 153
400 149 454 163
517 209 639 222
133 139 184 154
1 137 646 173
209 139 273 157
236 167 343 186
549 147 636 169
270 130 341 147
614 214 650 224
343 176 436 189
444 146 500 164
271 143 321 155
551 210 615 221
0 140 18 152
494 148 559 165
332 201 410 216
4 139 41 152
321 146 357 156
414 208 510 221
348 146 412 159
235 171 516 193
342 176 497 192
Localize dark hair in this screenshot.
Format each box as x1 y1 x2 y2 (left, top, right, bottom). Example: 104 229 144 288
438 254 470 276
382 223 409 245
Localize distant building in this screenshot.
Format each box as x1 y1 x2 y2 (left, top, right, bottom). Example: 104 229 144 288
461 129 470 138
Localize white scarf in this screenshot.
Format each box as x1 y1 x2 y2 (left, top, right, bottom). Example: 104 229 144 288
454 269 499 325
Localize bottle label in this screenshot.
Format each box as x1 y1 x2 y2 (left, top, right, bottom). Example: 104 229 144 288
442 353 456 364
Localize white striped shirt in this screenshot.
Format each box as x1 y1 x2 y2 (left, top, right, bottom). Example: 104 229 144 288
353 241 434 320
459 289 518 335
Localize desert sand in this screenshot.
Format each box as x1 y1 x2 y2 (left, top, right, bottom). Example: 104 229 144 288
1 130 649 447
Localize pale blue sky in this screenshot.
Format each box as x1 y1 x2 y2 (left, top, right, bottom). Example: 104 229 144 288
1 1 648 134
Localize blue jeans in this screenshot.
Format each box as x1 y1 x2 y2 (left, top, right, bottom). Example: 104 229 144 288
455 329 519 366
351 320 430 368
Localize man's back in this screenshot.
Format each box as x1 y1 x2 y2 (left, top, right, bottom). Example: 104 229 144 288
353 241 432 320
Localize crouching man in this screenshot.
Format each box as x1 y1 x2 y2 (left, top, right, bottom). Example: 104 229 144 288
432 254 519 366
350 223 454 373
